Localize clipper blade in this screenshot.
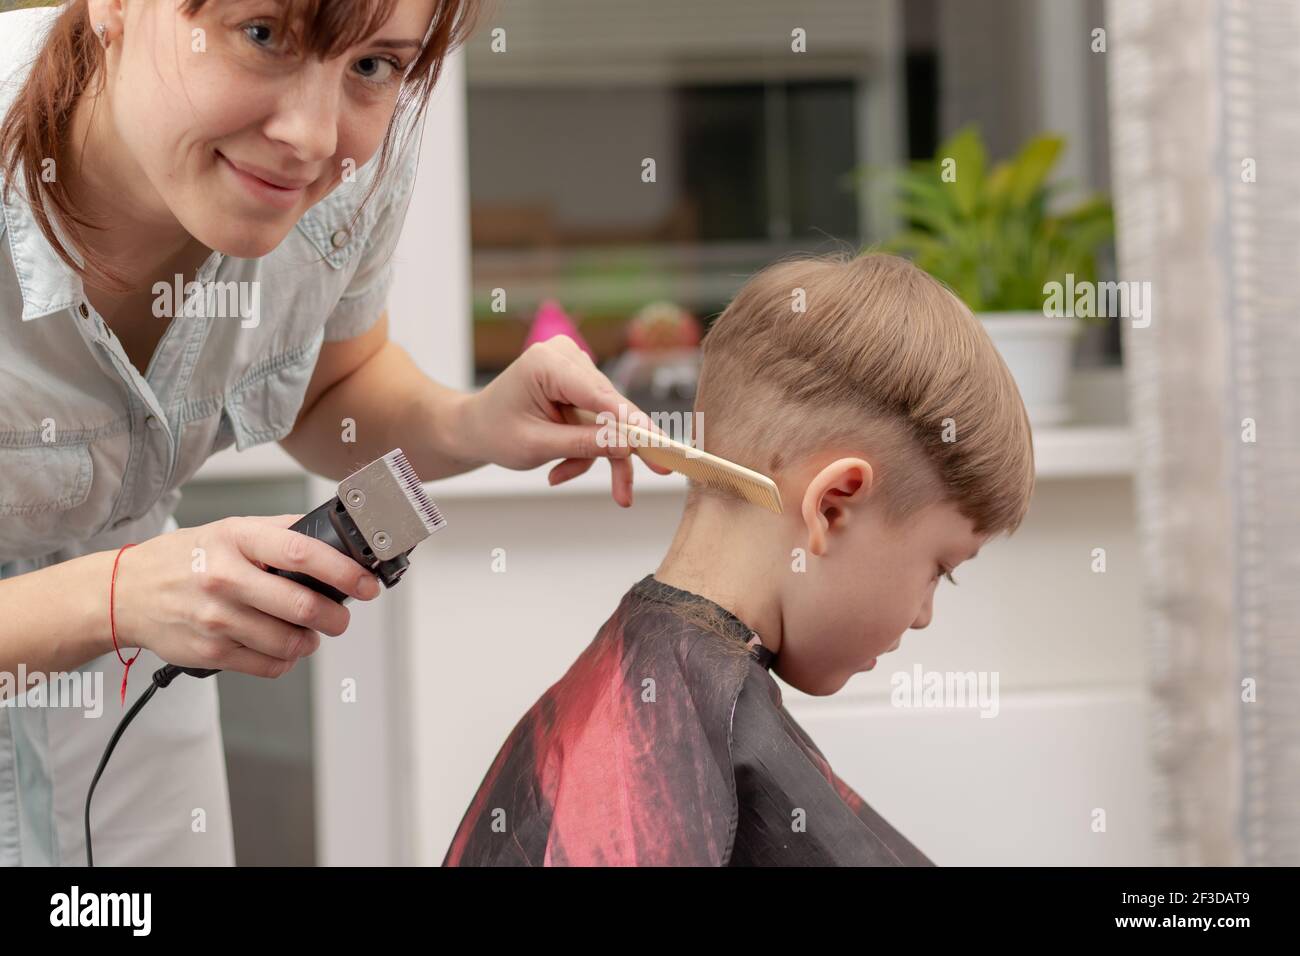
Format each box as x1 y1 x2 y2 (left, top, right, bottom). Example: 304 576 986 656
336 449 447 557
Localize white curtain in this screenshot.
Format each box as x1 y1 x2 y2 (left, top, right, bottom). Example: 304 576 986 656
1107 0 1300 865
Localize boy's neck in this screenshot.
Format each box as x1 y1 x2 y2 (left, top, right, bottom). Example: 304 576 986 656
653 497 787 655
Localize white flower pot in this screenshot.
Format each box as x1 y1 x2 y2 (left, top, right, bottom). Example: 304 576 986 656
978 312 1078 427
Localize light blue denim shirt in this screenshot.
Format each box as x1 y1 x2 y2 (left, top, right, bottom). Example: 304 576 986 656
0 6 419 865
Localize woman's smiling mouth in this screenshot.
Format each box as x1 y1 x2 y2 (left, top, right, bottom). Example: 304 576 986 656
216 151 311 210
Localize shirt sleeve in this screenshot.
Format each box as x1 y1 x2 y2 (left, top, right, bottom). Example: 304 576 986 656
322 131 421 342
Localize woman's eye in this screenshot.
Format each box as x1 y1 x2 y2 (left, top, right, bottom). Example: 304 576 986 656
354 56 400 85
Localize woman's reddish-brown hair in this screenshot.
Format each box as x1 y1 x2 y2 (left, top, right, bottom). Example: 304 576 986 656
0 0 480 292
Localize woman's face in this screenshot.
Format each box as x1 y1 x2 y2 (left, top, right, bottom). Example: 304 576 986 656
93 0 437 258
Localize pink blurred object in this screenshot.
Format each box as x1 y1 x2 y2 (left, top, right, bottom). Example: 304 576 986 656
522 299 596 360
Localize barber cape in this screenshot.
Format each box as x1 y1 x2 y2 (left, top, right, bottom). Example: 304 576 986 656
444 574 935 867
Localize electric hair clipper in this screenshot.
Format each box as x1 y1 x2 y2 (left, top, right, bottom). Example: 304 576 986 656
162 448 447 683
87 450 446 864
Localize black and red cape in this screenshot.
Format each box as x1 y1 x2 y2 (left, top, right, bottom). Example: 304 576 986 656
444 574 934 866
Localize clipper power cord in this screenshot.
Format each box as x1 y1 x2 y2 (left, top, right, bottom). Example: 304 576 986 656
84 449 447 866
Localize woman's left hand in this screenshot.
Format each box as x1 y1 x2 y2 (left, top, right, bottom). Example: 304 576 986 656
452 336 672 507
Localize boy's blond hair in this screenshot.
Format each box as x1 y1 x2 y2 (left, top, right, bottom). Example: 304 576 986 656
689 251 1035 538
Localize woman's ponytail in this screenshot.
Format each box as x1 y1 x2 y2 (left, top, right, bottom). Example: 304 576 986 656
0 0 131 292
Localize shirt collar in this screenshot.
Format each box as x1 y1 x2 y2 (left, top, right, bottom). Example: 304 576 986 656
2 173 225 322
1 175 87 322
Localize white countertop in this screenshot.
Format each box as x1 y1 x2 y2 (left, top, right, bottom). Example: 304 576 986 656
190 422 1136 492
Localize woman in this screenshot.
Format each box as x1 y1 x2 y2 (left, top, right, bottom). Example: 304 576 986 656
0 0 665 866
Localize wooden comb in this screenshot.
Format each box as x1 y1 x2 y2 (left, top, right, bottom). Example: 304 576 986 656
563 406 783 514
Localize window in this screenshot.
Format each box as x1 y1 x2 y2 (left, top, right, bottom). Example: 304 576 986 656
465 0 1118 398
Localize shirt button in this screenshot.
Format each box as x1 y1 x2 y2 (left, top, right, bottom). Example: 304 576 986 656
330 229 350 248
78 302 89 319
146 414 160 430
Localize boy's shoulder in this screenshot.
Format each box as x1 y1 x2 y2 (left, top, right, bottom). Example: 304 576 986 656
443 574 773 866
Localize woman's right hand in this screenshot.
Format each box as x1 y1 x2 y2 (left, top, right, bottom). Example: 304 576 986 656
110 514 382 678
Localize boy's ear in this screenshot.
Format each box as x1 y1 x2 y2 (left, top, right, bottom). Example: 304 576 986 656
800 457 874 557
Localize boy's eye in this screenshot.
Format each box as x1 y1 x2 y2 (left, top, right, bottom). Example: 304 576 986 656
937 565 958 586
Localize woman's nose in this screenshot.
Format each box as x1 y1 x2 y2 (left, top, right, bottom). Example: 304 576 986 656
265 68 342 163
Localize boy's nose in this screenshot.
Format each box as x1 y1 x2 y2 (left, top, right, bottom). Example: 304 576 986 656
911 596 934 630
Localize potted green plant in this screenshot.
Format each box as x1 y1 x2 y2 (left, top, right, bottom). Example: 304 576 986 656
877 126 1114 425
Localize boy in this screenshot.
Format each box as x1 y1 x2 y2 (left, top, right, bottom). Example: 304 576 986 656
444 252 1035 866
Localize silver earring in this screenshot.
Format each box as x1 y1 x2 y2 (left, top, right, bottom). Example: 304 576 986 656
94 23 107 47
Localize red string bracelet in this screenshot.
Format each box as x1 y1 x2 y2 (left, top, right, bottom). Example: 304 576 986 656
110 543 141 705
